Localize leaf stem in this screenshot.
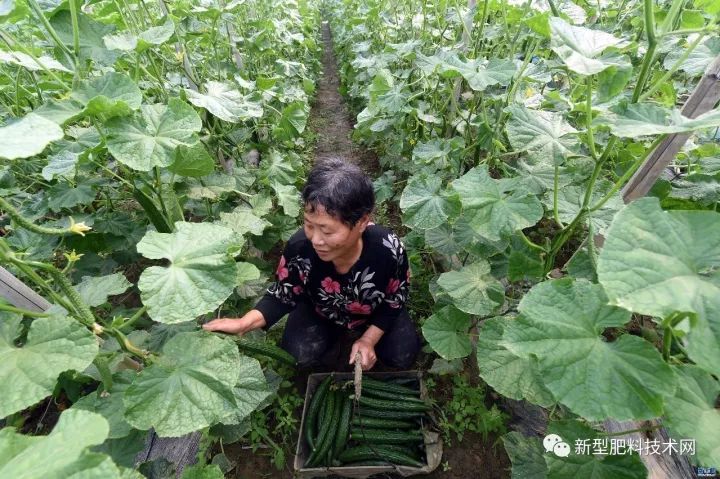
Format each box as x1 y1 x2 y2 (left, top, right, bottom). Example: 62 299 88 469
658 0 685 36
90 158 134 188
661 27 718 37
119 306 148 332
553 164 562 227
662 326 673 361
26 0 75 64
586 75 597 159
68 0 81 71
546 0 560 16
631 0 658 102
519 231 547 253
154 167 171 221
105 327 150 359
643 0 656 45
474 0 490 52
639 33 705 102
0 303 51 317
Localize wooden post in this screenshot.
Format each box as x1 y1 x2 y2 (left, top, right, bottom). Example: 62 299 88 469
0 266 51 312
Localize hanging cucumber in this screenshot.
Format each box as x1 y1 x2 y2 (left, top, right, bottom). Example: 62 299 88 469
132 187 173 233
234 337 296 366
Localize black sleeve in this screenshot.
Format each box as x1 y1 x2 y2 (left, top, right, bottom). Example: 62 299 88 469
369 234 410 332
254 236 310 330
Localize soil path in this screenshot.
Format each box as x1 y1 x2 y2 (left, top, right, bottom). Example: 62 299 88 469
308 21 380 172
226 19 510 479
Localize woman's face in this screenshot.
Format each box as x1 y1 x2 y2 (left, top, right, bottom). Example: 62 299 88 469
303 204 369 263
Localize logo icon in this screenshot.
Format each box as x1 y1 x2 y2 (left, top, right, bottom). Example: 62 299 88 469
696 466 717 478
543 434 571 457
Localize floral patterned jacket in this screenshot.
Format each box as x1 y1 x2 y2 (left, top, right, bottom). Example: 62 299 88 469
254 224 410 331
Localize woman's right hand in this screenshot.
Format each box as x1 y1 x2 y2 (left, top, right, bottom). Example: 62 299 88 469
202 309 266 336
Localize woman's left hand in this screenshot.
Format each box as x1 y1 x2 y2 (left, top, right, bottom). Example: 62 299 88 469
350 338 377 371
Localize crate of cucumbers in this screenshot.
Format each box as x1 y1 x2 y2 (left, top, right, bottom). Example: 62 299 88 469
294 371 442 478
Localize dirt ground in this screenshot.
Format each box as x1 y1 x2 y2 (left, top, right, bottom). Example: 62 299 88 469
221 21 511 479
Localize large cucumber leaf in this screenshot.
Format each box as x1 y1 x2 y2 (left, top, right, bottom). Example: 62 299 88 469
549 17 630 75
399 174 461 230
0 409 121 478
663 37 720 76
169 143 215 178
437 260 505 316
421 305 472 360
452 165 543 241
477 317 555 407
137 222 241 324
185 174 236 200
72 371 135 439
123 332 241 437
71 72 142 118
75 273 132 307
138 19 175 49
0 314 98 418
185 81 263 123
597 198 720 376
501 279 676 420
440 55 516 92
0 113 63 160
501 432 547 479
543 179 623 235
0 50 72 72
597 103 720 137
106 99 202 171
505 104 578 166
415 51 516 91
271 182 300 217
663 365 720 466
182 464 224 479
258 150 298 185
50 10 119 65
42 151 79 181
273 101 308 140
220 208 272 237
218 357 273 425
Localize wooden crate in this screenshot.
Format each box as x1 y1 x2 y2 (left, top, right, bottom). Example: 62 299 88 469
294 370 442 479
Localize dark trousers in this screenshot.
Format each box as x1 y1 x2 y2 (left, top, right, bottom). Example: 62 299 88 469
280 302 421 369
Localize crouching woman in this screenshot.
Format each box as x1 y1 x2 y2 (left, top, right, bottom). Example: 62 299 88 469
203 158 421 370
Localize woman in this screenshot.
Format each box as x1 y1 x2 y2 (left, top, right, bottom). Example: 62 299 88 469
203 158 421 370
